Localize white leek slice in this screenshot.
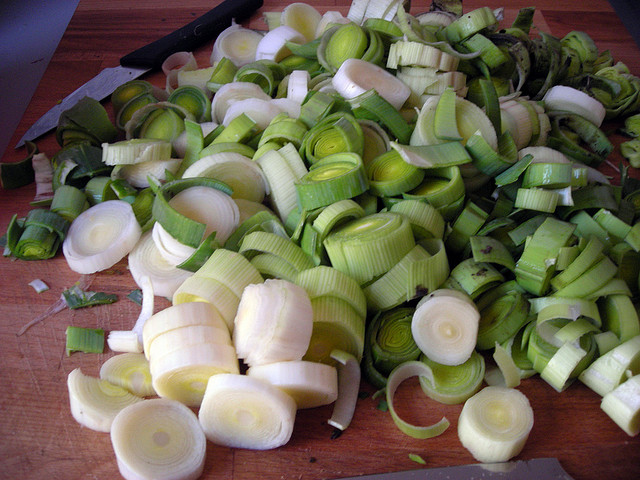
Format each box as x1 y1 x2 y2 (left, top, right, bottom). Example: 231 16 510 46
128 231 194 299
254 25 306 62
247 360 338 409
172 277 240 331
221 97 283 130
162 51 198 93
199 373 297 449
211 81 272 124
142 302 229 356
67 368 144 433
147 324 232 363
182 152 268 203
287 69 311 104
543 85 606 127
108 274 155 353
411 289 480 366
150 342 240 407
281 2 322 42
233 279 313 367
458 386 534 463
210 21 264 67
332 58 411 111
102 139 172 166
63 200 142 274
110 398 206 480
385 361 450 438
328 349 361 431
100 353 156 397
173 121 219 158
271 97 302 118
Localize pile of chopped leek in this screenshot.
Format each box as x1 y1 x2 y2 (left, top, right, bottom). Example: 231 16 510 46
3 0 640 476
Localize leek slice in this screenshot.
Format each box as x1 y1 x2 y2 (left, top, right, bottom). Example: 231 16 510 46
328 349 360 431
458 386 534 463
199 373 297 449
6 209 69 260
579 335 640 396
110 398 206 480
67 368 144 433
411 289 480 366
323 211 415 285
233 279 313 367
385 361 450 439
63 200 141 274
100 353 155 397
420 350 486 404
247 360 338 409
211 22 264 67
600 374 640 437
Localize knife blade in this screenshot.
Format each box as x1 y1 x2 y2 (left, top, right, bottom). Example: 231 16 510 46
15 0 264 148
335 458 575 479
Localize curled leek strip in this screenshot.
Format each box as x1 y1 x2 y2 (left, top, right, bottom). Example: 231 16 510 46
411 289 480 366
67 368 144 433
458 386 534 463
328 349 360 431
255 25 306 62
62 200 141 274
233 279 313 367
389 199 445 240
419 350 486 404
247 360 338 409
475 288 530 351
199 373 297 449
111 398 206 480
385 361 450 439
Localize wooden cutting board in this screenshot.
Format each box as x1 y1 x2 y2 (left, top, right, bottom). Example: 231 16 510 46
1 1 639 480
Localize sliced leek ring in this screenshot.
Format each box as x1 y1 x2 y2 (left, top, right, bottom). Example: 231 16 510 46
63 200 142 274
110 398 206 480
67 368 144 433
458 386 534 463
247 360 338 409
100 353 156 397
198 373 297 449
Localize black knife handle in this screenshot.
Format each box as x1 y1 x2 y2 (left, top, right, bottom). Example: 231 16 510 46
120 0 264 69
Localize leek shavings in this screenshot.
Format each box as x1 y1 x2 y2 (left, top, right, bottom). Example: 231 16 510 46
62 284 117 310
29 279 49 293
17 274 96 336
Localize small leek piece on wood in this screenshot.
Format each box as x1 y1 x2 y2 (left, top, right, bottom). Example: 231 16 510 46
65 326 104 355
458 386 534 463
6 208 69 260
110 398 206 480
328 349 360 431
198 373 297 449
67 368 144 433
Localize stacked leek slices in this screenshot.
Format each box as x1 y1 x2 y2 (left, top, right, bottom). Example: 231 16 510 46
11 0 640 475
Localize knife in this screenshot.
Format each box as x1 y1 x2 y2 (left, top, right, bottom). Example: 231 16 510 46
15 0 264 148
335 457 575 479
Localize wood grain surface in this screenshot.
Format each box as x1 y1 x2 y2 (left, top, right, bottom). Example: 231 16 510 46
1 1 639 480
